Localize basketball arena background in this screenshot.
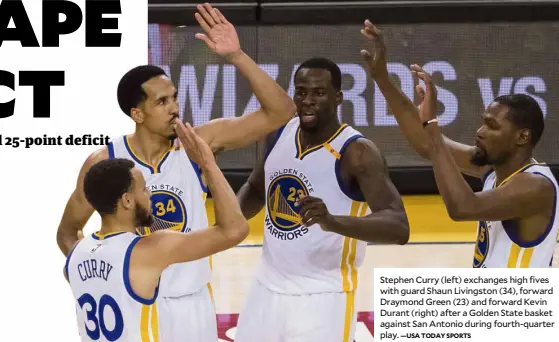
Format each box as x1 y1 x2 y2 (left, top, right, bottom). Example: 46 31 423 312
145 0 559 339
147 0 559 195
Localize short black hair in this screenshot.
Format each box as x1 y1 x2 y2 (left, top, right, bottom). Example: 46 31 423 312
494 94 545 146
294 57 342 91
84 158 136 215
117 65 167 116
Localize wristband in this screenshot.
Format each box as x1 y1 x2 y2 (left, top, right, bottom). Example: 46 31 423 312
423 118 438 128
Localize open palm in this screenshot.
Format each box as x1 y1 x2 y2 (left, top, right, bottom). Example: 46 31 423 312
194 3 241 58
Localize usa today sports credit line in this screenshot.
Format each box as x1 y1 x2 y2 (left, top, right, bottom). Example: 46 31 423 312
374 269 558 341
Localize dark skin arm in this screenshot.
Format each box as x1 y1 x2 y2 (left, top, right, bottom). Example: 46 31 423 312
417 71 554 222
236 131 276 220
296 138 410 245
360 20 490 179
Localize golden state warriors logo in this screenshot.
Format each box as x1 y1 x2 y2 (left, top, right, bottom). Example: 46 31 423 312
473 221 490 268
265 169 314 240
137 184 188 236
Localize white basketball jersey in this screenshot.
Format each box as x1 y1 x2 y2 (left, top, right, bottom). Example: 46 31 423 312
473 162 559 268
256 118 369 294
108 135 210 296
66 232 159 342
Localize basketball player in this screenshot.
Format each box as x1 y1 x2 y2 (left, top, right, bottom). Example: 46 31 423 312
65 120 249 341
361 20 558 268
234 57 410 342
57 3 296 341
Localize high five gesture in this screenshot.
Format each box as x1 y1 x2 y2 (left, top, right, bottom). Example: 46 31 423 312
361 20 489 179
194 3 242 59
360 20 389 79
189 3 296 155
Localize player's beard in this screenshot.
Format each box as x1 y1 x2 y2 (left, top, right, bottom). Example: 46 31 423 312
471 146 510 167
135 203 153 227
471 147 490 166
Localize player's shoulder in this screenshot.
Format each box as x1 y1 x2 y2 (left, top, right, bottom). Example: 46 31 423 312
510 168 556 190
84 146 110 168
81 134 130 169
343 135 381 159
341 136 386 174
500 167 556 206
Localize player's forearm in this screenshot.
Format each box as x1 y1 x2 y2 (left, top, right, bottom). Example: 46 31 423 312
229 51 296 122
374 75 431 158
237 182 265 220
203 163 249 241
426 125 477 220
324 210 409 245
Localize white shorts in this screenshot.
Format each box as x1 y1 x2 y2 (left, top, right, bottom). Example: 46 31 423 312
157 284 218 342
234 280 357 342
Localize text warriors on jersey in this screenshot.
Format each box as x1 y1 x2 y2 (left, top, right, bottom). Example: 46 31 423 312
266 168 314 240
139 183 190 236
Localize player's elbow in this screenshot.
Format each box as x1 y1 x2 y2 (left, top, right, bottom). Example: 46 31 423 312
447 205 472 222
267 100 297 125
225 221 250 246
56 225 75 256
394 213 410 245
56 228 66 254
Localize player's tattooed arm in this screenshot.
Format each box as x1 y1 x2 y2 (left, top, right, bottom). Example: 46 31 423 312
192 3 296 153
296 138 410 244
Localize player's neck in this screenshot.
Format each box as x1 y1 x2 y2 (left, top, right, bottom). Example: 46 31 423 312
98 215 136 236
128 127 172 166
299 119 341 149
493 152 535 186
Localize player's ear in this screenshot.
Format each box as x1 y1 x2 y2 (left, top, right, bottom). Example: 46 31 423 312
336 91 343 106
517 128 531 146
121 192 133 210
130 107 144 124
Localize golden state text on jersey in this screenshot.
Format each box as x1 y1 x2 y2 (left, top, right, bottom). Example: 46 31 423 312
265 168 315 241
144 183 190 235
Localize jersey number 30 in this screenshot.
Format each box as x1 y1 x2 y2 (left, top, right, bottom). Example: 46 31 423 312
78 293 124 341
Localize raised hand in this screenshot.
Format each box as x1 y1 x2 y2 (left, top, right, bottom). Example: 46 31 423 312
194 3 241 59
360 19 388 79
175 119 216 169
410 64 438 122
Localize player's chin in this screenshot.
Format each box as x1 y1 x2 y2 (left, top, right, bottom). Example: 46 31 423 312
470 149 490 167
299 119 319 132
166 127 178 140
